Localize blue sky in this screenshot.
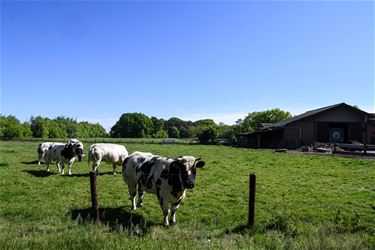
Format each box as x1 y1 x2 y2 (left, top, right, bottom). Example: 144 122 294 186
1 0 374 131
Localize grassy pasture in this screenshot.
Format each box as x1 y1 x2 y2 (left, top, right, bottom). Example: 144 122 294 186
0 141 374 249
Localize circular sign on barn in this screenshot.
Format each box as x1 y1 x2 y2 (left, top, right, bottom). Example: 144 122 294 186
329 128 344 143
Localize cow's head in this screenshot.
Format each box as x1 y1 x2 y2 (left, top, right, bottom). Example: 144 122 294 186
171 156 205 189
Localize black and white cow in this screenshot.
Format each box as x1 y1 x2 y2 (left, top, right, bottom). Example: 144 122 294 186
122 151 205 226
45 143 84 175
38 139 83 165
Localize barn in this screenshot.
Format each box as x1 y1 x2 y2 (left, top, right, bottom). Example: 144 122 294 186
237 103 375 149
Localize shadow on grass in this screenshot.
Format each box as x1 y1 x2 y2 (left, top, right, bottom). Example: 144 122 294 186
23 170 55 177
69 206 155 236
0 163 9 167
21 160 40 165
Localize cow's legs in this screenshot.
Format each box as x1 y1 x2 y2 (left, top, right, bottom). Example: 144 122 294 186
56 161 62 173
38 153 43 165
137 185 144 208
158 194 170 226
128 184 137 210
92 161 101 174
68 163 73 175
170 198 183 225
112 163 117 175
60 162 65 175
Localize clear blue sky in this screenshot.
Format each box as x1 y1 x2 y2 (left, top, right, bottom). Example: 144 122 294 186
1 0 374 131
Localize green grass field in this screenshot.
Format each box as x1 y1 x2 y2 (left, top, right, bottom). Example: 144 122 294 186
0 141 374 249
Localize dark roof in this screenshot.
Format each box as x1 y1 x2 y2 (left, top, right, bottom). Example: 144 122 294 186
238 103 370 136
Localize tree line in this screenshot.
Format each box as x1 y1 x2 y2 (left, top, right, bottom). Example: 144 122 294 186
0 108 291 144
0 115 106 140
109 108 291 144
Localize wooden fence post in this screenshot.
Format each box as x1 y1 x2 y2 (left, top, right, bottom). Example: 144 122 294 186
89 171 100 223
248 173 256 228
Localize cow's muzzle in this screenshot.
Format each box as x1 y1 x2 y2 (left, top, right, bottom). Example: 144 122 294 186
185 182 195 189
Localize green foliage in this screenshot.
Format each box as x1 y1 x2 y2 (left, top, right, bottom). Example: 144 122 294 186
29 116 107 139
153 130 168 138
110 113 153 138
193 119 216 127
0 115 22 139
217 123 240 143
151 117 165 135
30 116 51 138
165 117 191 138
197 125 218 144
168 126 180 138
20 122 33 137
241 108 292 132
77 122 107 138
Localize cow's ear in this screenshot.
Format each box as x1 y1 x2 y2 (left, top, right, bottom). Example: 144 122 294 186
195 161 205 168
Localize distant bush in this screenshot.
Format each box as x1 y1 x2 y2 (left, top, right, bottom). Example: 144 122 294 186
197 125 218 144
0 115 22 140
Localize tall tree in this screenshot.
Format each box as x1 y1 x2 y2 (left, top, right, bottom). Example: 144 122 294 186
241 108 291 132
0 115 22 140
110 113 153 138
30 116 50 138
151 116 167 137
165 117 190 138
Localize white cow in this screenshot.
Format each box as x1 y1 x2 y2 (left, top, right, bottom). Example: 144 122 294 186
45 143 84 175
88 143 129 175
37 142 64 165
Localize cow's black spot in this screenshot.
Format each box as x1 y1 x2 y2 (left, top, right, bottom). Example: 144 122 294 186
131 191 136 198
122 157 129 171
169 161 183 197
156 186 161 201
161 169 168 179
138 160 154 186
156 179 162 186
160 197 164 207
75 148 83 161
61 144 76 160
146 174 154 189
37 144 43 154
179 165 189 184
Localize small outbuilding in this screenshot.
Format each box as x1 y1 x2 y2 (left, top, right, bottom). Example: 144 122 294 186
237 103 375 149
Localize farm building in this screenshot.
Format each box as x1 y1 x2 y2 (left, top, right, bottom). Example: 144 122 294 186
237 103 375 149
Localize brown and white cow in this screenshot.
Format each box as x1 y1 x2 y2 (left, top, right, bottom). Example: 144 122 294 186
122 151 205 226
